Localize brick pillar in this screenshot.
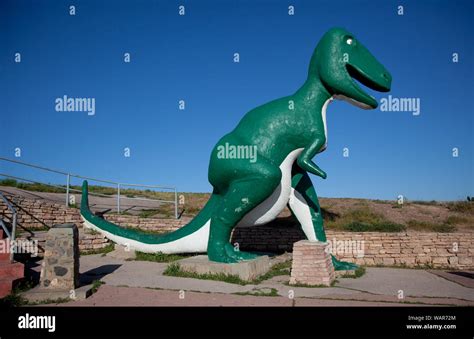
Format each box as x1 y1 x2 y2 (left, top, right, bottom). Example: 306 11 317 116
40 223 80 290
290 240 335 286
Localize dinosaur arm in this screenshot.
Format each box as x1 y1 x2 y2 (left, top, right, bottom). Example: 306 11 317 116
297 138 327 179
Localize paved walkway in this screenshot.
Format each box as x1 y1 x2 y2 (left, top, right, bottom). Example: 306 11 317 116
42 253 474 307
65 285 413 307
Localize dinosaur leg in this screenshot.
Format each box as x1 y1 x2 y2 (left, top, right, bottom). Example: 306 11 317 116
208 166 281 263
288 163 358 271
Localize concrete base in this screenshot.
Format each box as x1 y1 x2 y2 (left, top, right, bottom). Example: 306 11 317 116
107 244 136 260
21 284 93 303
335 270 356 278
176 255 271 281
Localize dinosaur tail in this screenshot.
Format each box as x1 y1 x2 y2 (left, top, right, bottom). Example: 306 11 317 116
80 180 217 253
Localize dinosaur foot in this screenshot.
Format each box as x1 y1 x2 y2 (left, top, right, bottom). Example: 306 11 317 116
225 244 259 261
208 250 240 263
331 255 358 271
207 245 260 263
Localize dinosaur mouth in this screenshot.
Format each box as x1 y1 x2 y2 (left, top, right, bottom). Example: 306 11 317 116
345 63 391 109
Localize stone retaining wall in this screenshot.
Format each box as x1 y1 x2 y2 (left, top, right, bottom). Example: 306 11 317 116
0 194 82 230
233 227 473 269
78 230 110 252
0 193 185 232
104 215 187 233
16 229 110 256
1 194 472 269
232 225 305 252
323 230 473 269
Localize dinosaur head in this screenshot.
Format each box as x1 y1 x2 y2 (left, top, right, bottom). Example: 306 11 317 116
310 27 392 109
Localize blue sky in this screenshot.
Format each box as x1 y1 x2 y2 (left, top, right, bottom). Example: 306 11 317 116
0 0 472 201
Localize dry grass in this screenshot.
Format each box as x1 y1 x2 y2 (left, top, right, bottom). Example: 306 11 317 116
406 220 456 233
324 206 405 232
446 201 474 214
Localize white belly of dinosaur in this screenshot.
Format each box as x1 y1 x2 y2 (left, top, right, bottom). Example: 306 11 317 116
319 96 332 153
237 148 304 227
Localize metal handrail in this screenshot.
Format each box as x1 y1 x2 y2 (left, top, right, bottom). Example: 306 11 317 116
0 174 176 204
0 220 11 239
0 174 114 198
0 157 179 218
0 192 17 262
0 157 176 189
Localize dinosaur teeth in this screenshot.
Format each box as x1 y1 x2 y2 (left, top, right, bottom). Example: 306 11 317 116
334 94 373 110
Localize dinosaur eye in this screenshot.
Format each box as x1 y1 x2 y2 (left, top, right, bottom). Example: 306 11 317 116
346 38 353 45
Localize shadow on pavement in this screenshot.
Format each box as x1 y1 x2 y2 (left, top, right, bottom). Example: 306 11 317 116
80 264 122 286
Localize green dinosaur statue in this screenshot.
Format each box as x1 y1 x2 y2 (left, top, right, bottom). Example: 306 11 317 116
80 27 392 269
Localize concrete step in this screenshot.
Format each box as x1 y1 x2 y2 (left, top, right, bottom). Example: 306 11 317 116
0 262 24 279
0 251 9 262
0 277 22 299
0 238 11 256
0 238 12 263
0 278 12 298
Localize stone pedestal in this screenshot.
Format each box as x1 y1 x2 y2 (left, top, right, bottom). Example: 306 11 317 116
40 223 80 290
290 240 335 286
176 255 270 281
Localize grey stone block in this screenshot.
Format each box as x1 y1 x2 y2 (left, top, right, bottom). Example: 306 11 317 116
40 223 79 290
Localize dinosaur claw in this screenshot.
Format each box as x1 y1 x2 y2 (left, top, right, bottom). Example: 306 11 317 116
332 255 358 271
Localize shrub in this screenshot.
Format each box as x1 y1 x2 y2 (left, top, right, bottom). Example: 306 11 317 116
134 251 191 263
326 207 405 232
446 201 474 214
445 215 468 225
0 178 18 186
407 220 456 233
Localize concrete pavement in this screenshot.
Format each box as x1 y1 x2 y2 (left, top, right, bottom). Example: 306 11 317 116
336 267 474 301
47 253 474 307
63 285 415 307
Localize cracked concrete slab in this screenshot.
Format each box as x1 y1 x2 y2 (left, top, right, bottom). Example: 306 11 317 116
44 254 474 306
336 267 474 301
